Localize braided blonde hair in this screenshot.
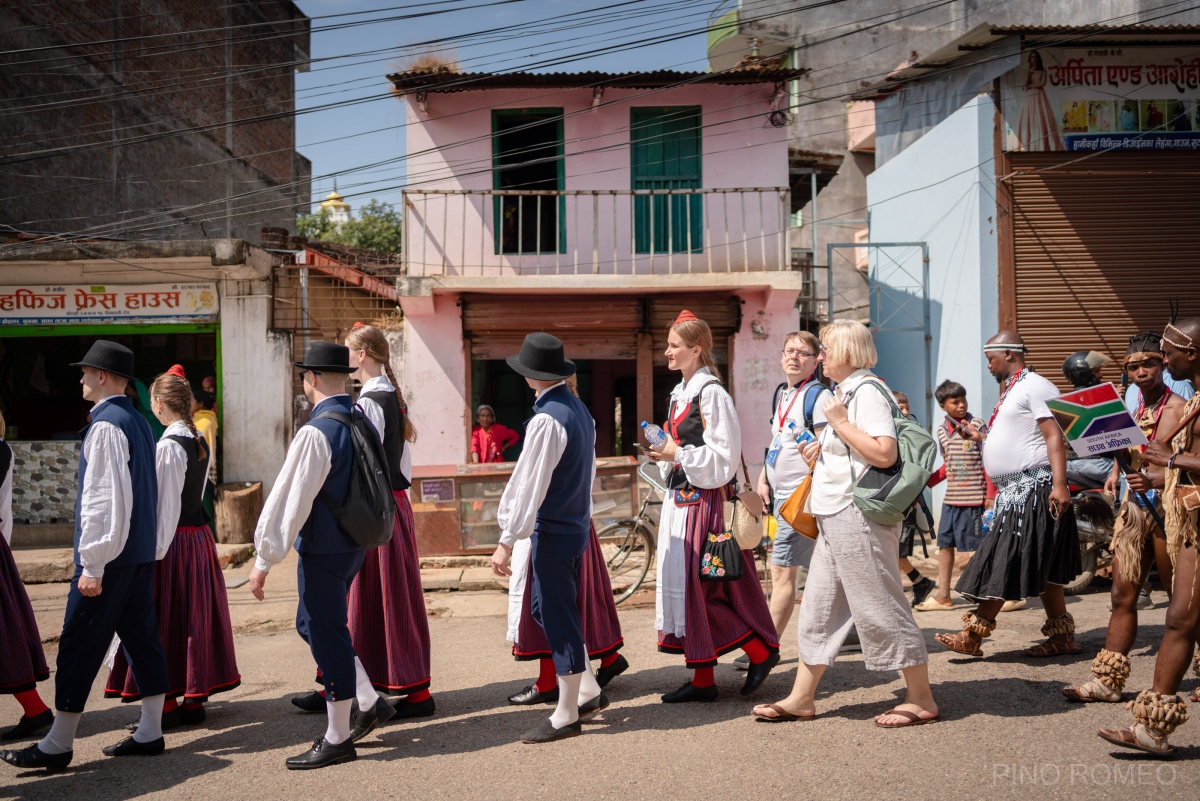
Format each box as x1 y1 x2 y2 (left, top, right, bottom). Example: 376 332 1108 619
346 324 417 442
150 373 209 462
669 317 722 382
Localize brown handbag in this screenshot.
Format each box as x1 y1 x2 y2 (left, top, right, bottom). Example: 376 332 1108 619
776 447 820 539
725 457 766 550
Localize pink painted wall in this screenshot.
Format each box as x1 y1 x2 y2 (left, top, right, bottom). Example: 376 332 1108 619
399 295 470 464
402 84 790 276
730 289 803 475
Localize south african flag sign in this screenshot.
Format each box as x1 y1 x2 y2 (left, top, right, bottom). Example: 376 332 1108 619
1045 382 1148 458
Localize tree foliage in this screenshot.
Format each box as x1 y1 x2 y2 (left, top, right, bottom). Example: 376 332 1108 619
296 199 403 253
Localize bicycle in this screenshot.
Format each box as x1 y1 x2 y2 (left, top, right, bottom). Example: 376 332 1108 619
596 461 662 604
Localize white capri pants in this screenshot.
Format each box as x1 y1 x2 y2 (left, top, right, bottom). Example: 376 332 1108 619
794 503 929 672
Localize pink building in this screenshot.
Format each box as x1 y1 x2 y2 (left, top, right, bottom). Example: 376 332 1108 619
387 67 824 467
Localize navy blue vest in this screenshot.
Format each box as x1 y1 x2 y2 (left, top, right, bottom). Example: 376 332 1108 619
531 384 595 536
297 395 360 555
75 395 158 567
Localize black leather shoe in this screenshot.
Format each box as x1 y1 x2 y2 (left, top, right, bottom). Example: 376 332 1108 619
349 695 397 743
0 743 72 772
125 705 184 733
578 693 609 719
1 710 53 741
291 691 326 713
180 705 206 725
740 652 781 696
507 685 559 706
596 655 629 688
520 719 582 744
910 577 937 608
102 736 165 757
392 696 436 719
285 737 357 770
661 682 718 703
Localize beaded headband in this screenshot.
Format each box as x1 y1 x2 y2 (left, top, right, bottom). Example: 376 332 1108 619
983 342 1026 353
1163 323 1195 351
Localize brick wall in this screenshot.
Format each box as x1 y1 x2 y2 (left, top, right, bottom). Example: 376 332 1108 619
0 1 311 241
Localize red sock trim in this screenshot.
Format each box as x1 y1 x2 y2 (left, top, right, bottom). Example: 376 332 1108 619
742 637 770 665
14 689 49 718
406 689 431 703
163 697 179 713
599 653 620 668
535 658 557 693
692 667 716 688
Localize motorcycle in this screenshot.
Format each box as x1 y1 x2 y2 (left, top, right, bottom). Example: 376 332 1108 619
1063 488 1116 596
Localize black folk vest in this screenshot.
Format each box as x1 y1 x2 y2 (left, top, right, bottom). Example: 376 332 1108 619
361 389 410 491
166 434 211 527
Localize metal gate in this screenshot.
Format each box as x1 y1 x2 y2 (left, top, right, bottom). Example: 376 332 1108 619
828 241 932 428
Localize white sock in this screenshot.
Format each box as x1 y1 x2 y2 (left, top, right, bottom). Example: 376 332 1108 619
353 657 378 711
133 694 166 743
578 662 602 705
548 672 582 729
38 711 80 755
325 699 353 745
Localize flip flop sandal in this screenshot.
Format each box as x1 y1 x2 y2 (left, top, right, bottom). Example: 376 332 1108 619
875 709 939 728
1097 726 1176 759
935 632 983 656
753 703 817 723
914 597 957 612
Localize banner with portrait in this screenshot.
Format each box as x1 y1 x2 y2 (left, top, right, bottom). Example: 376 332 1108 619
1002 47 1200 152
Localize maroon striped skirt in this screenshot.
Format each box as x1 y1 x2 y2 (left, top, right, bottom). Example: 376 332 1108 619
657 488 779 669
512 522 623 661
105 525 240 702
0 535 49 695
346 490 431 695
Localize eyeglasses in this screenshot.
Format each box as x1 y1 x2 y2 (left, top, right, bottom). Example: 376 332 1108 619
782 348 817 358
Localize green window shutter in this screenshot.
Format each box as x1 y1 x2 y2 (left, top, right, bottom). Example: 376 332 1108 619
631 107 702 254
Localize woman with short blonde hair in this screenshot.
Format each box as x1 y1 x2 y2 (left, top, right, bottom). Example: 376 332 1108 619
752 320 938 727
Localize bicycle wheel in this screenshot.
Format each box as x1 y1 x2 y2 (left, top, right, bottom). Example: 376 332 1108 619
595 520 655 605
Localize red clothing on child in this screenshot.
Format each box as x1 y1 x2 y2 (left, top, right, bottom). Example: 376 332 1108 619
471 423 519 463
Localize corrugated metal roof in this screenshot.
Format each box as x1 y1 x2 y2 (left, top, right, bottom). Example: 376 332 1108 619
386 67 807 94
849 22 1200 100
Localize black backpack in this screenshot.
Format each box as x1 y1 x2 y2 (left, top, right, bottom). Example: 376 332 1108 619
317 408 395 548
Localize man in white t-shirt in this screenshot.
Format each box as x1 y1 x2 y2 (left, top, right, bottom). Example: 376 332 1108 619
750 331 830 659
935 331 1081 659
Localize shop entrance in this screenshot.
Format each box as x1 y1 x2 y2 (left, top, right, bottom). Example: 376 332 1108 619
470 358 638 460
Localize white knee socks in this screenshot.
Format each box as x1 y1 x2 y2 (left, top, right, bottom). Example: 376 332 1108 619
353 657 378 711
132 694 166 743
325 699 354 745
38 711 80 755
548 672 582 729
578 662 601 705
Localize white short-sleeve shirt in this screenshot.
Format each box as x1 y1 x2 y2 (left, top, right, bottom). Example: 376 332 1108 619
765 380 831 501
810 370 897 516
981 370 1059 477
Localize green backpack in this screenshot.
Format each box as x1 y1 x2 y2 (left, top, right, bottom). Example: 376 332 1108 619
842 379 937 525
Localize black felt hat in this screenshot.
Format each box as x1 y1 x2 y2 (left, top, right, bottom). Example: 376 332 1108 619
506 332 576 381
70 340 137 381
293 341 356 374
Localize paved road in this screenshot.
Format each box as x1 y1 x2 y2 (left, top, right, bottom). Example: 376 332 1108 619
3 563 1198 800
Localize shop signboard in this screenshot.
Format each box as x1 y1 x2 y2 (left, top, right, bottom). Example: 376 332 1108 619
1002 47 1200 152
0 282 219 325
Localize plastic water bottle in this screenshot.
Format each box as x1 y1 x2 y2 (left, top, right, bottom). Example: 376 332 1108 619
786 420 815 445
981 508 995 534
641 421 667 449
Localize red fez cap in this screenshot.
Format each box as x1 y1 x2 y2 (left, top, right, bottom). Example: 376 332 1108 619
351 321 366 330
166 364 186 379
672 309 699 326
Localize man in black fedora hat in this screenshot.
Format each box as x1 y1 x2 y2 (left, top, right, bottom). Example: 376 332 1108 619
249 341 394 770
2 340 169 772
490 333 605 743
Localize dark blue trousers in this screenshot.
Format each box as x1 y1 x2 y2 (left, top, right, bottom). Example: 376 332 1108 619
530 528 588 676
296 549 365 702
55 563 168 713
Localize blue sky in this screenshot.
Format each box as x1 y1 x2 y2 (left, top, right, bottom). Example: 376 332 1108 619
293 0 715 211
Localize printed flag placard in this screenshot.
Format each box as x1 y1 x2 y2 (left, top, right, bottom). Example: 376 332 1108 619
1046 382 1147 458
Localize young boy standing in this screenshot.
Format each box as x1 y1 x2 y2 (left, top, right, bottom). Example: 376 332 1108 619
915 381 989 611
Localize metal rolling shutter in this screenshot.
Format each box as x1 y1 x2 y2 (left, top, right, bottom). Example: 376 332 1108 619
462 294 642 359
1007 151 1200 392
